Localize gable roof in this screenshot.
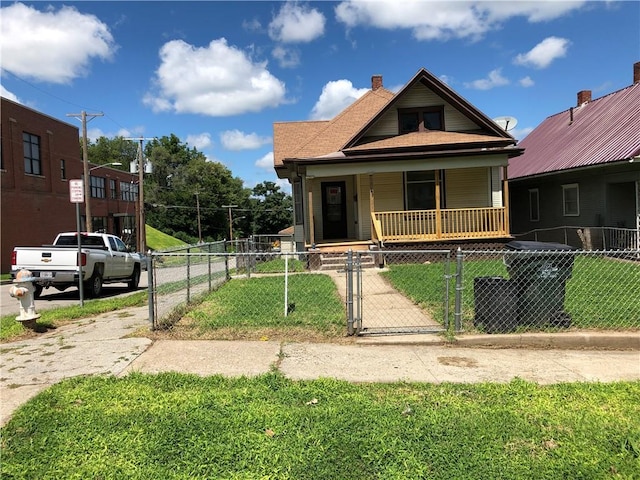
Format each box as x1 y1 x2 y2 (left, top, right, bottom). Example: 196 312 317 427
509 82 640 180
273 86 394 168
344 67 514 149
274 67 521 177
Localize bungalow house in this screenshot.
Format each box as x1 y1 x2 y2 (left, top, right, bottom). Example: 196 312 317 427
273 67 523 255
508 62 640 250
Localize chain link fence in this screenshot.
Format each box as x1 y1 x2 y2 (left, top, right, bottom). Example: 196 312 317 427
147 241 640 335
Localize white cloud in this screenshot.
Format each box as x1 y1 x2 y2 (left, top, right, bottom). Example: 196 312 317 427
514 37 570 69
310 79 369 120
0 2 115 84
186 133 213 150
86 127 139 142
335 1 585 41
269 2 326 43
143 38 286 116
519 76 535 87
465 68 509 90
272 45 301 68
255 152 274 170
1 85 20 102
511 126 534 141
221 130 272 151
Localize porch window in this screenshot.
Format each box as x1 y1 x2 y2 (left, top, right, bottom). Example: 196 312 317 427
399 107 444 133
405 171 436 210
562 184 579 216
528 188 540 222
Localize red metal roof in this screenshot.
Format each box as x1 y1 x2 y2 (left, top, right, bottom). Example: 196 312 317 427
509 82 640 179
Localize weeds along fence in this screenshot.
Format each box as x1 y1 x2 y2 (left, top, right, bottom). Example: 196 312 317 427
147 244 640 335
513 225 639 251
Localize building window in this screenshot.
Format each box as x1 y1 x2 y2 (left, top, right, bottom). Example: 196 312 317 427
60 159 66 179
293 180 303 225
92 216 107 233
405 171 436 210
528 188 540 222
110 178 117 199
90 176 106 198
23 132 41 175
120 181 138 202
399 107 444 134
562 184 579 216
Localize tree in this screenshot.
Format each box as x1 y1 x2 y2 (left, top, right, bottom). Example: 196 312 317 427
87 136 139 170
250 181 293 235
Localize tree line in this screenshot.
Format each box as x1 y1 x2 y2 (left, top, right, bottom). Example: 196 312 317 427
87 135 292 244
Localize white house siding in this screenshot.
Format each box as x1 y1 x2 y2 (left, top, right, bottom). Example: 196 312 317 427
367 84 480 137
445 167 491 208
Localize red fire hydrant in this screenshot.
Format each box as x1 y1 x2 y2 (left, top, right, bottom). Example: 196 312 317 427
9 269 41 329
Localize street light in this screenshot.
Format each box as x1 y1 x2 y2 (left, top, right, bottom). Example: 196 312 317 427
85 162 123 232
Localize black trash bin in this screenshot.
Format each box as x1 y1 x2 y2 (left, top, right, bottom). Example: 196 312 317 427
473 276 518 333
504 240 575 328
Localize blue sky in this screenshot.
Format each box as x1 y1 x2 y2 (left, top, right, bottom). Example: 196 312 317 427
2 1 639 193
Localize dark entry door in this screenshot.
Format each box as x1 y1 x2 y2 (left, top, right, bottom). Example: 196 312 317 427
322 181 347 240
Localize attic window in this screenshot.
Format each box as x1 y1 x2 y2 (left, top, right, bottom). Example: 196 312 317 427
399 107 444 134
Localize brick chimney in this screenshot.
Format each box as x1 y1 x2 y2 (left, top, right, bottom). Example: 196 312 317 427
634 61 640 84
371 75 383 91
577 90 591 106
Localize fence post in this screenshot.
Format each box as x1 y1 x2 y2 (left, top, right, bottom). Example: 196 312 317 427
454 247 464 332
444 251 451 330
147 254 155 330
186 246 191 303
224 240 230 280
207 243 212 292
355 251 362 334
346 249 355 335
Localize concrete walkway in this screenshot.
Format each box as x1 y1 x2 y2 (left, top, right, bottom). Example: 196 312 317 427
325 268 442 331
2 305 639 427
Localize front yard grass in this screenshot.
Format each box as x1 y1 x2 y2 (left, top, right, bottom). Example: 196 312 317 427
2 373 639 479
382 256 640 331
162 273 346 341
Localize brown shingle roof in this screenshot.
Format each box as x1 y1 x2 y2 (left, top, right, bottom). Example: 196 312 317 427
273 120 327 167
273 87 394 167
344 130 511 153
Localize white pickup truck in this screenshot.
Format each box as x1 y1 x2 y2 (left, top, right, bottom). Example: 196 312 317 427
11 232 144 298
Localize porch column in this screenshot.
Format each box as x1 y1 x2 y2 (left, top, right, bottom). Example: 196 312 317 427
308 184 315 245
503 166 510 236
369 174 376 242
435 169 442 238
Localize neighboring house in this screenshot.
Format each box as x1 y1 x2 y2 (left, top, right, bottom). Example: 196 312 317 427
274 68 523 253
0 97 139 272
509 62 640 250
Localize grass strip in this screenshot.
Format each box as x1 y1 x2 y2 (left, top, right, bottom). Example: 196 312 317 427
2 374 638 479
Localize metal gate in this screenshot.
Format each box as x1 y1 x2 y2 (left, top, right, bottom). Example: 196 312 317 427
345 250 452 336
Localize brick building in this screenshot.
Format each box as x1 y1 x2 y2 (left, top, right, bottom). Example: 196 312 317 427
1 97 138 272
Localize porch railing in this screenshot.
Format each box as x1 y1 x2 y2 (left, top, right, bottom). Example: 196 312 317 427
374 207 508 242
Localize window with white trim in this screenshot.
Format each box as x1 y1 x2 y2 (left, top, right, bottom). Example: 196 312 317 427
528 188 540 222
562 184 579 216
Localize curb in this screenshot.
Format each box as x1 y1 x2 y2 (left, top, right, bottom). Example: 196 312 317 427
356 332 640 350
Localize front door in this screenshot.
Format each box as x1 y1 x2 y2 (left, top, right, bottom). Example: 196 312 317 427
322 181 347 240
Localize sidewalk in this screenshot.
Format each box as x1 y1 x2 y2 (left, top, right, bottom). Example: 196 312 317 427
2 305 639 427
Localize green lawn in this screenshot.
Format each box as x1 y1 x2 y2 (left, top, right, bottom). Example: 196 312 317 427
177 273 345 339
2 374 638 479
382 256 640 331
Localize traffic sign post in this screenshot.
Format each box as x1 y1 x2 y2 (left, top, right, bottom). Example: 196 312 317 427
69 180 85 306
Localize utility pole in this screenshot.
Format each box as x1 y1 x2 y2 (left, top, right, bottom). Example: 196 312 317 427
222 204 238 240
67 111 103 232
125 137 155 253
195 191 202 243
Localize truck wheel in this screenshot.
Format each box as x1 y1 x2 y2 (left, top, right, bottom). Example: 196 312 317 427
86 273 103 298
33 283 43 299
128 266 140 290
